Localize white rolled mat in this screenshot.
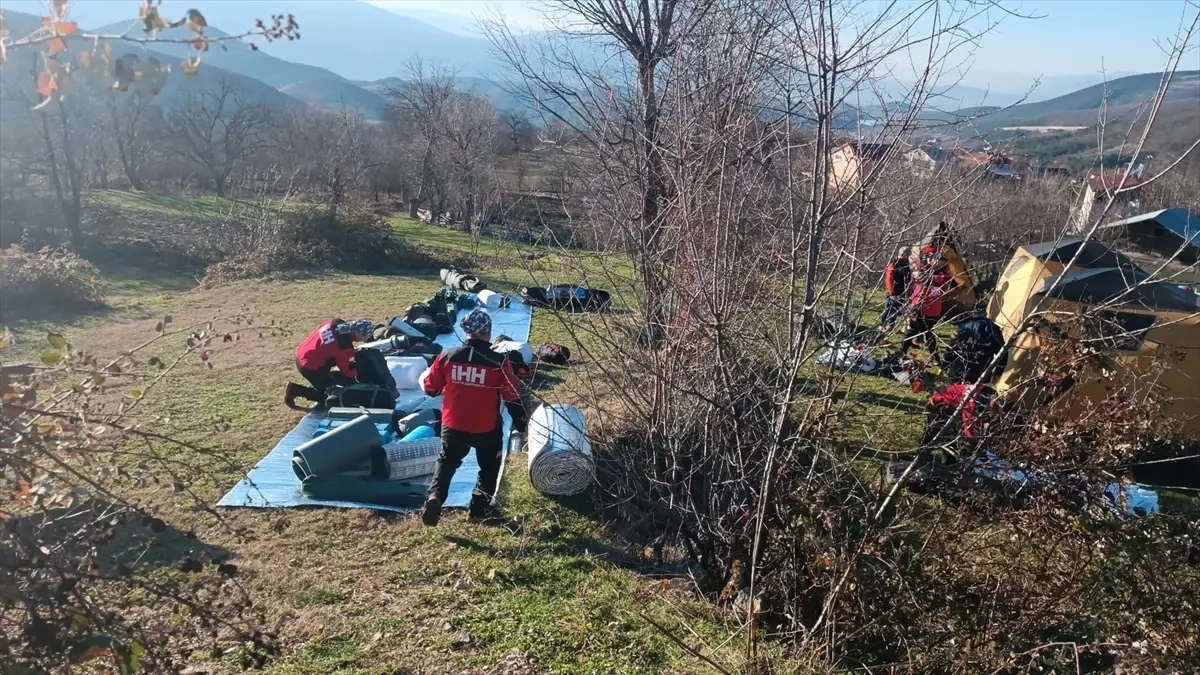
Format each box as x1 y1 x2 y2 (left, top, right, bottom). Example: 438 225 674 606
476 289 504 309
493 339 534 366
527 404 594 496
386 356 430 390
385 437 442 480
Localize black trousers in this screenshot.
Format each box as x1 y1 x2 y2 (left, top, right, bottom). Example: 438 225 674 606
880 295 908 329
902 316 939 357
295 358 347 402
427 425 503 516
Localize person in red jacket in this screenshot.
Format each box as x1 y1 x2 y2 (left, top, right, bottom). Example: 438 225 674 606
901 254 953 360
286 318 374 409
420 309 528 526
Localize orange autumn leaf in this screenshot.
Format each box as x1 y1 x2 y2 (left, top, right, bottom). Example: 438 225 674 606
55 20 78 35
48 37 67 56
36 71 58 96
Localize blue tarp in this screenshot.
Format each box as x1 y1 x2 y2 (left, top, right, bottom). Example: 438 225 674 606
217 302 532 512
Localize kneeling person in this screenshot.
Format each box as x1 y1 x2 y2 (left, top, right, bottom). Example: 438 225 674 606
287 318 374 409
421 309 528 526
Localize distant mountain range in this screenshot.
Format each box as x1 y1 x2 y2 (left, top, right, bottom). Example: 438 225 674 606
0 2 1193 164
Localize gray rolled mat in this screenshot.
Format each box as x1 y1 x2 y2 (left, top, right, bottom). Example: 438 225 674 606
385 437 443 480
326 407 397 424
301 475 428 507
396 408 440 437
292 414 382 480
527 404 594 496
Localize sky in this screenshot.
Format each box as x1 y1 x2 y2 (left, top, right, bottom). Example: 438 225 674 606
368 0 1198 82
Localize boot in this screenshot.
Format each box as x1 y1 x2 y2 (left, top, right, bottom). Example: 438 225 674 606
421 496 442 527
284 382 321 411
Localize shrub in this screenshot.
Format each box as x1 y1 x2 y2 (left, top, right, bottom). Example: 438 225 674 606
0 245 105 317
201 203 435 285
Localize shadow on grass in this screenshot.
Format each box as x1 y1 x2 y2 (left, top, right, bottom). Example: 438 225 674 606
850 390 928 415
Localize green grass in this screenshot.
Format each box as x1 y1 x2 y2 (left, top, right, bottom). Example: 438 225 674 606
90 189 249 220
1 223 769 673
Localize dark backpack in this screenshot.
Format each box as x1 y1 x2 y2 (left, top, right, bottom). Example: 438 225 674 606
325 348 398 409
536 343 572 365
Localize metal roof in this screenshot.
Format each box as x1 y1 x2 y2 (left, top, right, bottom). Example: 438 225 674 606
1020 237 1138 270
1104 208 1200 248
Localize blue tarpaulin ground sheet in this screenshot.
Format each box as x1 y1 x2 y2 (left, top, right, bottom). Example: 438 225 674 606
217 302 532 512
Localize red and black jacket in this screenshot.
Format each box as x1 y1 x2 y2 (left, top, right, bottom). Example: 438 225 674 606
422 338 526 434
296 319 357 377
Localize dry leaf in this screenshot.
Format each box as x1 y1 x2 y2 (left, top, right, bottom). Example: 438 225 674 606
181 55 200 75
36 71 58 97
55 20 77 35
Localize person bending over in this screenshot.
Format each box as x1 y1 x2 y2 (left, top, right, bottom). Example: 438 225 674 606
420 309 528 526
943 308 1007 384
286 318 374 409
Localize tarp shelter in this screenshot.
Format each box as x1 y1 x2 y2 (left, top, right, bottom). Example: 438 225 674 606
1101 208 1200 265
910 222 977 315
987 237 1200 439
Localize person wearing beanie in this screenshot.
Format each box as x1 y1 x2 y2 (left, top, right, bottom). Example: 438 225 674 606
287 318 374 409
420 309 528 526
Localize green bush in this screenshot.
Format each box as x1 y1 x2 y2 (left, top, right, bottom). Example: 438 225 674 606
0 245 105 317
201 203 437 285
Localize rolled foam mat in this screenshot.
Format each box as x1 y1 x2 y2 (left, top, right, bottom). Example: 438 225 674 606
301 475 428 507
218 302 531 512
527 404 594 496
292 414 382 480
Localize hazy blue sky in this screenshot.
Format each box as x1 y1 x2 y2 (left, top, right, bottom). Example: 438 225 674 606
369 0 1197 82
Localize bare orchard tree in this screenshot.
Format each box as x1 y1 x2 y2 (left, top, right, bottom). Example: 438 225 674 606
163 77 272 198
385 58 458 220
478 0 1198 670
103 87 162 191
442 91 501 245
487 0 721 347
277 106 382 218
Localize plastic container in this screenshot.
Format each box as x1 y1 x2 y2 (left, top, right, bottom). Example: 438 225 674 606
292 414 382 480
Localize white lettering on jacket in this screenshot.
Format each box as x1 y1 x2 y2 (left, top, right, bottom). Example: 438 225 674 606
319 326 336 345
451 364 488 385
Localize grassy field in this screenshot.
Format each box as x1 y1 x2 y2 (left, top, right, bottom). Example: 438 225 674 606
4 190 995 673
5 193 801 673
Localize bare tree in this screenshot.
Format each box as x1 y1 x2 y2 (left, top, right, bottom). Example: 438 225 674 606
443 92 500 244
386 58 458 219
104 88 161 191
164 78 271 198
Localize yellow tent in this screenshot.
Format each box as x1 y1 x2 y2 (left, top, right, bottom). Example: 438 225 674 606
910 222 977 315
987 237 1200 439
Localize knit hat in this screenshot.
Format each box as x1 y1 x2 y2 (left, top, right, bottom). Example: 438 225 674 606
460 308 492 335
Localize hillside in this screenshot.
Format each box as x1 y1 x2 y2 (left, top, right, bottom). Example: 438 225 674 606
281 79 390 121
968 70 1200 129
88 20 348 90
0 11 298 113
46 0 503 81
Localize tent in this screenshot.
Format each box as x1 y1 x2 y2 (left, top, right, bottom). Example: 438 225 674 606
910 222 977 315
987 237 1200 439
